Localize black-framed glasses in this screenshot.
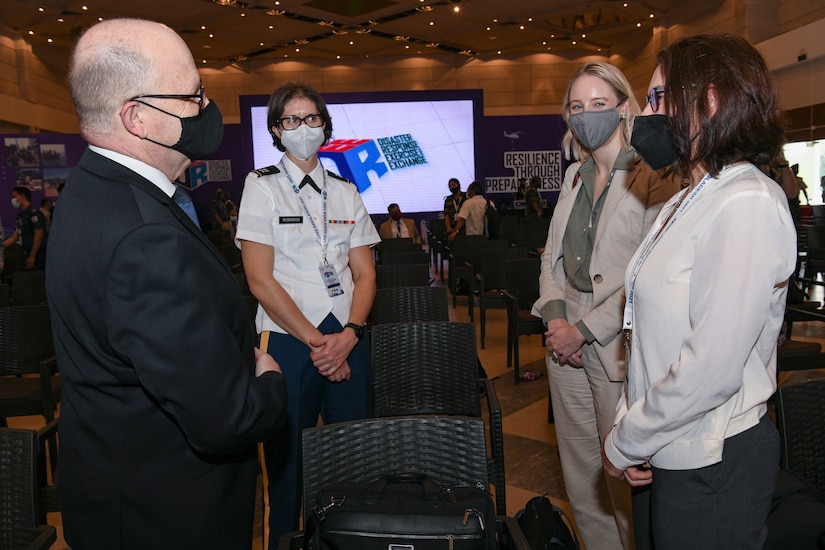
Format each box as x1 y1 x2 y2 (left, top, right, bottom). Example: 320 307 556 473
646 86 666 113
276 113 324 130
131 85 205 114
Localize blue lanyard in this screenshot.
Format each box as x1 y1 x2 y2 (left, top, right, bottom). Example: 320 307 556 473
279 160 330 265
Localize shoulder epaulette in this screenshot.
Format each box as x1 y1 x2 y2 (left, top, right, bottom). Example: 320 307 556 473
252 165 280 177
325 170 351 184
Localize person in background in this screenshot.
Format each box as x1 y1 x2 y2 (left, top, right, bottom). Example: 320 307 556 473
524 175 543 217
39 198 52 232
443 177 465 234
47 18 288 548
769 154 800 225
448 181 492 240
603 34 795 549
531 61 679 550
236 80 379 547
211 187 231 236
378 202 421 243
224 190 238 233
792 164 810 205
4 186 47 270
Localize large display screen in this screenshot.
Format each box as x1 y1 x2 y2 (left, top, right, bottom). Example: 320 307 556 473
240 89 483 214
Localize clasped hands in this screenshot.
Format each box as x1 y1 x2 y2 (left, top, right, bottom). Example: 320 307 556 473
309 330 356 382
545 318 585 367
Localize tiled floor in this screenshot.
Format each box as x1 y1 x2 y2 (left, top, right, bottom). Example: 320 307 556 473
10 258 825 550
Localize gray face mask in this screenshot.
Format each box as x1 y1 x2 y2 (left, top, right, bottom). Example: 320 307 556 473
568 109 622 151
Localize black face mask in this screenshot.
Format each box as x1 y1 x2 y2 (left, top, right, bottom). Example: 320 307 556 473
449 186 460 195
631 114 678 171
142 100 224 160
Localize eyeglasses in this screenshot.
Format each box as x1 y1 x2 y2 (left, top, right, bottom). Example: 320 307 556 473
277 113 324 130
646 86 666 113
131 85 205 114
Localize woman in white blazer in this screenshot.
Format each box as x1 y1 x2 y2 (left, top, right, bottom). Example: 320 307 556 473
531 62 679 550
602 34 796 549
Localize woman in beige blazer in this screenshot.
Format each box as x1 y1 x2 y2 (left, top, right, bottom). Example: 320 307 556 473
531 61 678 550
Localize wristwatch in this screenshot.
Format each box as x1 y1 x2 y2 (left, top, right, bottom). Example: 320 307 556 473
344 322 364 339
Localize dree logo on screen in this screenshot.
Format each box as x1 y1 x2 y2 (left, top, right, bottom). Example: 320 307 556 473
318 134 426 193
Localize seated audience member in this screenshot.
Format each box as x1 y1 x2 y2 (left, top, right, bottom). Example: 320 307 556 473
378 203 421 243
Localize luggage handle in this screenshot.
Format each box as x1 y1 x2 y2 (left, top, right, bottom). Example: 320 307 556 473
367 472 443 495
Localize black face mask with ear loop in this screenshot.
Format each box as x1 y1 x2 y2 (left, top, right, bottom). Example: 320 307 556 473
631 115 679 171
142 100 225 160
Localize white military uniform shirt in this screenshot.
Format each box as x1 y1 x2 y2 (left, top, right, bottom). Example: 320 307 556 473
236 155 379 334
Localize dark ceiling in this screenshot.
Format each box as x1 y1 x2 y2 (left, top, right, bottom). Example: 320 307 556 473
2 0 726 66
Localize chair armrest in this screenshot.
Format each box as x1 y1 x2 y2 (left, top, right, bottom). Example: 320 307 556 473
482 378 507 516
502 290 518 311
17 525 57 550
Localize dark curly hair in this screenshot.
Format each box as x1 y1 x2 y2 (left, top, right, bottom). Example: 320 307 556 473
658 34 785 182
266 81 333 152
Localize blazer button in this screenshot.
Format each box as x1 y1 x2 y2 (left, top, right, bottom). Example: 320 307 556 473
593 274 603 283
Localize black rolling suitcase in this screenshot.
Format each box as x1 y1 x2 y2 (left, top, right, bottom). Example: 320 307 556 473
305 473 498 550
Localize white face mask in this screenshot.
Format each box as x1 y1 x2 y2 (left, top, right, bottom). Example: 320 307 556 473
11 198 20 209
280 124 326 161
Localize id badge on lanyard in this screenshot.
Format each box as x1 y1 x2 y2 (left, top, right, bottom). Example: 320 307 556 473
319 262 344 297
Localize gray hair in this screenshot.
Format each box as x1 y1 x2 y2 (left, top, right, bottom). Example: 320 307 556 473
68 26 155 137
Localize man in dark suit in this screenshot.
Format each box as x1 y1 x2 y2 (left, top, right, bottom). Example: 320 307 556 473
46 18 288 549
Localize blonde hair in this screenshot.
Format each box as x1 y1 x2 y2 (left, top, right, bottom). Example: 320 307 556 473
560 61 640 161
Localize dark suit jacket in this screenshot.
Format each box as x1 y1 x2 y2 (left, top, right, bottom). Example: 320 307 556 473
46 149 288 549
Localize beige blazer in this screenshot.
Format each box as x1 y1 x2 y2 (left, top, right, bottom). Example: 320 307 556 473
532 156 679 380
378 217 421 244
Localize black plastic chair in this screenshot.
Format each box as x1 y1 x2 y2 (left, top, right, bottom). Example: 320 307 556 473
473 246 528 348
446 234 489 308
292 415 529 550
502 258 544 384
464 239 509 320
380 250 429 266
426 218 447 275
0 419 59 550
370 321 506 515
775 378 825 495
377 237 421 265
370 286 448 325
0 305 61 474
375 263 431 288
10 271 46 306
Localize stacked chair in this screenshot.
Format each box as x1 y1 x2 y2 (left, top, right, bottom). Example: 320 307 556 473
371 320 507 516
275 253 527 548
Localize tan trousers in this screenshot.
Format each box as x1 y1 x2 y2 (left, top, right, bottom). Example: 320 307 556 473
545 285 634 550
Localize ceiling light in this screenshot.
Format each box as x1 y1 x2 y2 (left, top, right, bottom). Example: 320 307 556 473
416 6 434 12
38 7 44 12
47 38 53 43
81 5 88 10
453 5 460 13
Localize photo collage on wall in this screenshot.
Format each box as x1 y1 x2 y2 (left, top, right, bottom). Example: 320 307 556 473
4 137 70 197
